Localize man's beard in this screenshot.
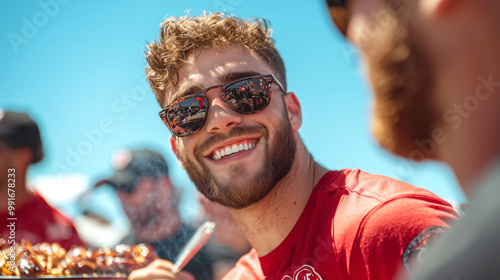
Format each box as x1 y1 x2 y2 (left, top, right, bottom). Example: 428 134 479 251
128 199 163 228
177 108 296 209
363 10 438 159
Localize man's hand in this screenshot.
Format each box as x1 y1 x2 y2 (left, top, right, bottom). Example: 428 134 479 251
128 259 195 280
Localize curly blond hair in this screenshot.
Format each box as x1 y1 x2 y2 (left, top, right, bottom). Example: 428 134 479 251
145 12 286 107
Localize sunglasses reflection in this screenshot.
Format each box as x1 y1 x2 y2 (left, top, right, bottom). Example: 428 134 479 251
168 99 207 135
225 79 269 113
167 77 272 136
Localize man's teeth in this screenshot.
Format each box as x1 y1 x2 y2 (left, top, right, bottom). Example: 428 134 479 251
212 143 255 160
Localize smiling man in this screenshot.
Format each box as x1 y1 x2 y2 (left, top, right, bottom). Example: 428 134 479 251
129 13 458 280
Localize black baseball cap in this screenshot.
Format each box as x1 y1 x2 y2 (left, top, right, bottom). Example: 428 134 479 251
0 110 44 163
95 149 169 192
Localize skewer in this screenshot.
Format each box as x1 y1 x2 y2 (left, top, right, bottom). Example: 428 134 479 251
171 221 215 274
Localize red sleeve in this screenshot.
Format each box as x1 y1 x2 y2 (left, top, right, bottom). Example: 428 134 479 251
349 196 458 280
48 205 84 250
222 249 264 280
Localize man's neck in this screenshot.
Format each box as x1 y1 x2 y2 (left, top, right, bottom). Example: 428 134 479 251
446 142 500 194
435 5 500 193
228 146 329 257
441 64 500 192
438 70 500 192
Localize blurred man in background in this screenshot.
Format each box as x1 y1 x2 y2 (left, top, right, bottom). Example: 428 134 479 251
326 0 500 278
0 110 82 250
96 148 213 280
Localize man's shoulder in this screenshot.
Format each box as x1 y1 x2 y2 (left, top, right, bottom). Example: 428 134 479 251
324 168 457 230
328 168 446 203
222 249 263 280
314 169 455 234
317 169 458 279
321 169 457 260
25 193 75 226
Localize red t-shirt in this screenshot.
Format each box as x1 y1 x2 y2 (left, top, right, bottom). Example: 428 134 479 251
223 169 459 280
0 193 83 250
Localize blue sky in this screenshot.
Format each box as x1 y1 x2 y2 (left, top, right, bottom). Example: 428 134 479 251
1 0 466 224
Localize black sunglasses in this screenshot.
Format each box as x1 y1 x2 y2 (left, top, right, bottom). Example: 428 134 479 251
326 0 349 36
159 74 285 137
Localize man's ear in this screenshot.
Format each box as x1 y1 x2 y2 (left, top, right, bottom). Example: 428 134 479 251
169 135 185 170
284 92 302 131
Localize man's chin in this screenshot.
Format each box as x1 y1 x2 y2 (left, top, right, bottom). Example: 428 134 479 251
201 180 271 210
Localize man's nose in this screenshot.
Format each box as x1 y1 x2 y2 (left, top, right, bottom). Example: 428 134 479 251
204 90 243 134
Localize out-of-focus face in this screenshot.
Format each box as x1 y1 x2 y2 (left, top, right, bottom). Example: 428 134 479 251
117 176 175 228
334 0 438 160
167 45 299 209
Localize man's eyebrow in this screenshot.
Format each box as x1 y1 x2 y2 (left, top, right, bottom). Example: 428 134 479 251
170 85 205 104
220 71 263 84
168 70 264 104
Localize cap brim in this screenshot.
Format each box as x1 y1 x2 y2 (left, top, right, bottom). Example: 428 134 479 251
95 179 117 188
95 170 137 192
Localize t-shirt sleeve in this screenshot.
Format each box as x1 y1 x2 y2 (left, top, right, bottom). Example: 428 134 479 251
348 196 459 280
49 204 84 250
222 250 264 280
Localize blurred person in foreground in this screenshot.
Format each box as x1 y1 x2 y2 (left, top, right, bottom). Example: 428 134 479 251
0 110 83 250
130 13 458 280
96 148 212 280
198 195 251 280
326 0 500 278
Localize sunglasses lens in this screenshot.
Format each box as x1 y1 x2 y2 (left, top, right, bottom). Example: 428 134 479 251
224 77 271 114
163 96 208 136
160 76 279 137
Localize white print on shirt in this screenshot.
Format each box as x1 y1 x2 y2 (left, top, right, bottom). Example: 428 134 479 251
281 264 323 280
